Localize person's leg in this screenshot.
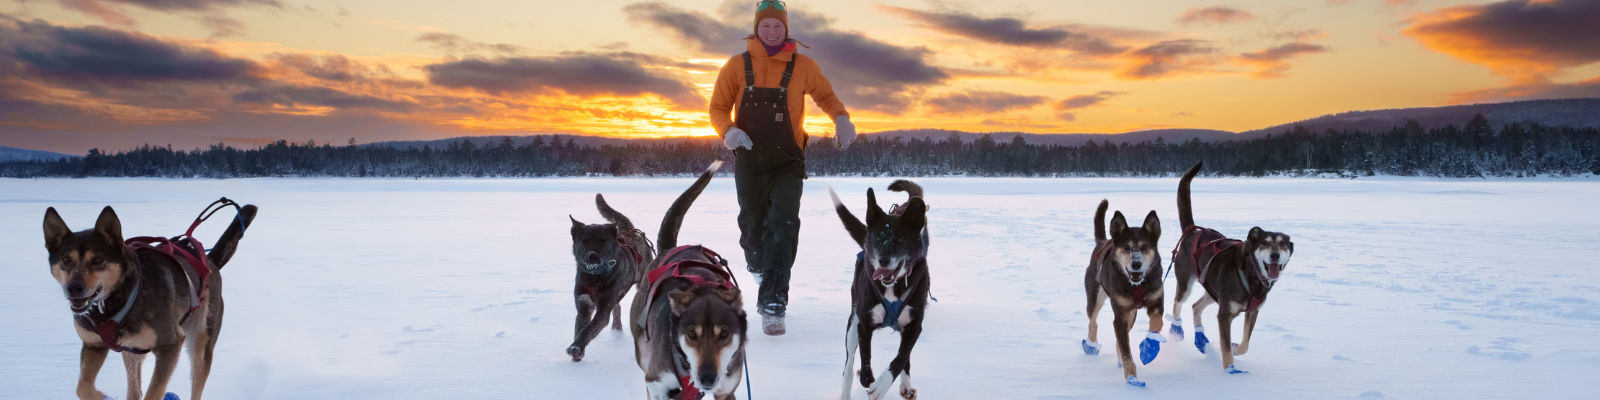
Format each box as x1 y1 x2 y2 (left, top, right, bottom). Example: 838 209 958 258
758 170 804 319
734 151 772 277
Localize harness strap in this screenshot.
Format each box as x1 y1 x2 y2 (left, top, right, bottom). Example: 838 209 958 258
740 51 798 93
86 270 146 354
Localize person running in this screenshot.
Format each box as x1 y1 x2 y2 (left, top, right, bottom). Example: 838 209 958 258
707 0 855 335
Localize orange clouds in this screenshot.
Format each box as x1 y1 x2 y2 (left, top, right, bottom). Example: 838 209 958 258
1404 0 1600 82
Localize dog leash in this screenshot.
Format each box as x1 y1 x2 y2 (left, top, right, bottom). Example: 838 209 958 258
744 350 753 400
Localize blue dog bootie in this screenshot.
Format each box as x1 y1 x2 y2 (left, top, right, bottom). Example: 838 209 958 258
1226 364 1249 375
1193 326 1209 354
1126 375 1146 387
1082 339 1101 355
1169 318 1185 341
1139 331 1166 365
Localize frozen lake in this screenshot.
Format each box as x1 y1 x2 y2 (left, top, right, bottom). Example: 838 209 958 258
2 176 1596 399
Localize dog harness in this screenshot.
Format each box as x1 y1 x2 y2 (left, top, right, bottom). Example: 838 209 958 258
1091 244 1149 309
640 245 739 400
81 198 248 354
1175 225 1268 312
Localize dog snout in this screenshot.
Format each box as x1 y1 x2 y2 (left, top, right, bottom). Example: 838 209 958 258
1131 261 1143 270
64 278 87 298
1270 253 1280 263
583 251 602 264
697 366 719 390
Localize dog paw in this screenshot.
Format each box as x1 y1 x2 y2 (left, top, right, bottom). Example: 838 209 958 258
1194 331 1210 354
1169 324 1185 341
1139 333 1163 365
566 344 585 362
900 386 917 399
1082 339 1101 355
1226 364 1249 375
1126 375 1146 387
1232 343 1248 356
859 369 876 388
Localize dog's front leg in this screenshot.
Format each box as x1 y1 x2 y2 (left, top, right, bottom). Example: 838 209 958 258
1217 310 1245 374
841 313 861 399
880 320 922 400
1234 310 1259 356
122 351 146 400
76 345 110 400
1112 309 1140 386
568 294 604 361
856 316 877 389
142 344 181 400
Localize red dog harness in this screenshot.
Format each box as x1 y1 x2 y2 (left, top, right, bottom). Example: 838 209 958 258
639 245 738 400
83 198 245 354
1175 225 1267 311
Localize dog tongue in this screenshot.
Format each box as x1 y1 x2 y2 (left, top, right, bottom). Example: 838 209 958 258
873 268 895 281
1267 264 1282 279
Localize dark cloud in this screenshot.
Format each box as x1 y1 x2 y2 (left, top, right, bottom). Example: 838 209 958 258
623 2 746 54
1057 90 1124 110
877 5 1126 55
0 16 262 88
416 32 523 55
423 52 702 108
1176 6 1256 25
1117 39 1219 80
1054 90 1122 121
1266 28 1326 42
233 85 415 112
1404 0 1600 80
924 90 1046 115
623 2 949 113
99 0 282 12
269 53 392 83
1238 42 1327 78
1449 75 1600 104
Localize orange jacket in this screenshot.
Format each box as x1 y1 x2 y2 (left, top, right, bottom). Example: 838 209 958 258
710 39 849 151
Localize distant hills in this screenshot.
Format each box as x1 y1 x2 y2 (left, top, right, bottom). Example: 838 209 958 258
1240 98 1600 137
4 98 1597 156
0 146 75 162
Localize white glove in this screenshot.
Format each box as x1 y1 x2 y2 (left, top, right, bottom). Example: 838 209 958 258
723 127 752 151
833 114 856 150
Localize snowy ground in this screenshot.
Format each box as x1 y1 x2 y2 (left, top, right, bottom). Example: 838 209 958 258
1 176 1597 399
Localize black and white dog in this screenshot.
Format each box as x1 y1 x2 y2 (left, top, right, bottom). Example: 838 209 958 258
830 180 930 400
1169 161 1295 374
1082 200 1167 387
566 194 654 362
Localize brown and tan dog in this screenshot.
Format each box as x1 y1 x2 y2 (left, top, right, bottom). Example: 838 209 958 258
1082 199 1167 387
43 202 256 400
1169 161 1295 374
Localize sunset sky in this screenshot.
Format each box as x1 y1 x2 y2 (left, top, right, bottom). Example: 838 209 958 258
1 0 1596 154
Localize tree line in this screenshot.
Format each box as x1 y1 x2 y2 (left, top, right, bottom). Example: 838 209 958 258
3 115 1596 178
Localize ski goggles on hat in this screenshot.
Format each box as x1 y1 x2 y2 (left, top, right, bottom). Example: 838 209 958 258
756 0 785 11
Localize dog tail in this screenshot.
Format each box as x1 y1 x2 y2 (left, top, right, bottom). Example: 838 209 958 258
656 160 721 255
829 187 867 247
1178 161 1202 229
887 180 923 200
595 193 635 233
206 204 258 270
1094 199 1109 245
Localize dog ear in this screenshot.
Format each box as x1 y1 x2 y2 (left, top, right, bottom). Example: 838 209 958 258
1109 211 1128 240
1248 226 1265 242
865 188 885 225
669 288 696 316
93 206 122 245
570 216 584 236
1142 210 1161 240
899 198 926 228
43 207 71 251
714 287 741 307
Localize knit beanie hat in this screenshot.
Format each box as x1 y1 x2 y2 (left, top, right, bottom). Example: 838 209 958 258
754 0 788 37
